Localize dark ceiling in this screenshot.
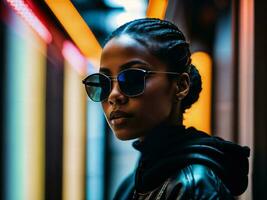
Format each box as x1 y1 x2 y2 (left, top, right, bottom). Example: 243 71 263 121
71 0 148 46
70 0 230 50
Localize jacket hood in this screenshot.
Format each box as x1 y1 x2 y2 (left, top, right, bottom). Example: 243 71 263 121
133 125 250 196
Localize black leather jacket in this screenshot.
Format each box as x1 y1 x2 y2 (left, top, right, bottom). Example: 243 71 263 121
113 125 250 200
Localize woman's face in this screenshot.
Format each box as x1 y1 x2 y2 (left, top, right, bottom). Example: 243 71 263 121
100 35 178 140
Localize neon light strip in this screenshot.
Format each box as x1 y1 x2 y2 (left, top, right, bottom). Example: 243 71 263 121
45 0 101 64
62 41 87 75
5 12 46 200
62 60 87 200
146 0 168 19
6 0 52 43
184 52 212 134
23 38 46 200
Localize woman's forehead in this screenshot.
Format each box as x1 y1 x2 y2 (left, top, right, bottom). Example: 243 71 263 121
104 35 140 48
100 35 166 73
101 35 149 60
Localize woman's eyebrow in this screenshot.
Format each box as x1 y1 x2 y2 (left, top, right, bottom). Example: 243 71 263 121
99 60 149 74
120 60 148 70
99 68 110 74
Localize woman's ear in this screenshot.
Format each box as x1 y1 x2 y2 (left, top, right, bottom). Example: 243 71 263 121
175 73 190 101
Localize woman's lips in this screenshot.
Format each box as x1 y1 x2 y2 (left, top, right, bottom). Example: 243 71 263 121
109 110 132 126
111 117 129 126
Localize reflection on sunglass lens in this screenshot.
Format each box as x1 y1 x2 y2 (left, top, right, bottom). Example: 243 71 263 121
84 69 147 101
85 74 110 102
118 69 145 96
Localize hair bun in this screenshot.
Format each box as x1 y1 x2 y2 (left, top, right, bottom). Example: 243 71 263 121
181 64 202 112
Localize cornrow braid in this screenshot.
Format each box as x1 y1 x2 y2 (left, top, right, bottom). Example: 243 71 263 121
104 18 202 112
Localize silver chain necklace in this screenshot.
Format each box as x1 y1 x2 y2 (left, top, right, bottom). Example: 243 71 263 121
132 178 170 200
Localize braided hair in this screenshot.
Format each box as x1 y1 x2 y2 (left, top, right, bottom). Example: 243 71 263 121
104 18 202 113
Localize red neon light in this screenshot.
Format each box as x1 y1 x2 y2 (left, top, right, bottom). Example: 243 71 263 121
6 0 52 43
62 41 87 75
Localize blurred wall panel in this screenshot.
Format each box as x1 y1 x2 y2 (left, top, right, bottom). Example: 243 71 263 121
238 0 254 199
253 0 267 199
213 11 234 141
86 101 106 200
4 12 46 200
108 131 139 200
165 0 188 36
62 57 87 200
45 44 64 200
0 5 6 200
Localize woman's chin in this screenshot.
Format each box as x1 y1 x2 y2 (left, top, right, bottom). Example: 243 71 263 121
113 129 139 141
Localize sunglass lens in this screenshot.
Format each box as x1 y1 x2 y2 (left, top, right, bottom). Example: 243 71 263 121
84 74 110 102
118 69 145 96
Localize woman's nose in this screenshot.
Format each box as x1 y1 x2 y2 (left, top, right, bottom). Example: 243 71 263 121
108 82 128 105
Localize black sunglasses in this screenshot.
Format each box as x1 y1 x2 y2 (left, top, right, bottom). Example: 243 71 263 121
82 68 180 102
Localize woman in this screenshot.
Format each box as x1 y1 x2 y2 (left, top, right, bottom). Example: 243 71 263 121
82 18 250 199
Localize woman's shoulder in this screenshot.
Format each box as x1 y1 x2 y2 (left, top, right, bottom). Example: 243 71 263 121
113 164 235 200
166 164 235 199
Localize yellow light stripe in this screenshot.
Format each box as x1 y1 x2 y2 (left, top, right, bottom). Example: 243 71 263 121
62 60 87 200
146 0 168 19
24 22 46 200
184 52 212 134
45 0 101 64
